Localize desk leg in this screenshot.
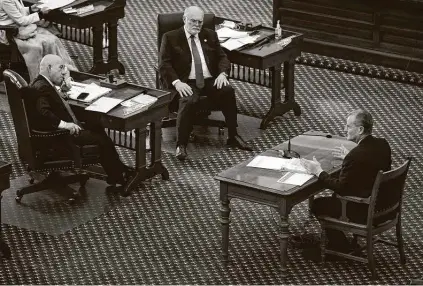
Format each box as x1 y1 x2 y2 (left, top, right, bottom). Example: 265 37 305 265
260 60 301 129
278 214 290 276
220 183 231 264
107 20 125 74
89 24 106 75
149 121 169 180
122 127 148 196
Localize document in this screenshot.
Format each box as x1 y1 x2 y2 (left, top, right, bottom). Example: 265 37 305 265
120 93 158 116
66 81 111 103
37 0 76 10
277 172 313 186
216 27 249 40
247 155 309 173
221 35 259 51
85 97 123 113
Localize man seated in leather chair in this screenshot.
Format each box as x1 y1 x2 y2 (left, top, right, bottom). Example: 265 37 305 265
158 5 253 161
27 54 129 189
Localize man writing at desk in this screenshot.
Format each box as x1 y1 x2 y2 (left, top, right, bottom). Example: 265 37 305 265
159 5 252 161
27 54 129 189
300 109 392 252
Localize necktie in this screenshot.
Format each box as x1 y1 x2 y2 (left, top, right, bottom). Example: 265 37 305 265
190 35 205 89
56 89 81 126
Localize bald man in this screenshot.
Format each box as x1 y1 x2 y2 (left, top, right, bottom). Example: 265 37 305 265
159 6 252 161
27 54 129 188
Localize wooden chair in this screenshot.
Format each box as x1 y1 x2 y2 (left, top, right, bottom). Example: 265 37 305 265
318 158 412 280
156 12 225 135
3 69 100 203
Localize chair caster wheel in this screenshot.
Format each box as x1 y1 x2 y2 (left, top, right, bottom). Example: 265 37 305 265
218 128 224 135
28 178 34 184
68 197 76 204
15 195 22 203
161 169 169 180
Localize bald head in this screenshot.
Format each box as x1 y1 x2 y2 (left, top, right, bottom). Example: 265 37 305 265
39 54 68 85
183 6 204 35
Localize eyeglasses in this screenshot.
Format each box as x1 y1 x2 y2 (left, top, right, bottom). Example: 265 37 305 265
188 18 203 25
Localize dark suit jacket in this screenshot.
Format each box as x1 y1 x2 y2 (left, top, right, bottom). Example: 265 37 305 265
26 75 74 131
158 27 230 88
318 135 392 198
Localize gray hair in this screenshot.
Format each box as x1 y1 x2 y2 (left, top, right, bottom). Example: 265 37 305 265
348 109 373 134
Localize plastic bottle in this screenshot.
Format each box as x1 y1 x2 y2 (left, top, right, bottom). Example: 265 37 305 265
275 20 282 39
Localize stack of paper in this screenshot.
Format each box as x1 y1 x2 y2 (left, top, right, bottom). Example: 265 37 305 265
247 155 308 173
85 97 123 113
217 27 259 51
121 93 158 116
67 81 111 103
277 172 313 186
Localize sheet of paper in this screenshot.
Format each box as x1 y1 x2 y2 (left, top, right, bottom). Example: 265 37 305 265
247 155 309 173
277 172 314 186
37 0 76 10
85 97 123 113
221 38 246 51
216 27 249 39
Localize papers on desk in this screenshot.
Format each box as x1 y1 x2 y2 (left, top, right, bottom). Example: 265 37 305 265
247 155 309 173
277 172 313 186
221 35 259 51
120 93 158 116
217 27 249 39
37 0 76 10
66 81 111 103
85 97 123 113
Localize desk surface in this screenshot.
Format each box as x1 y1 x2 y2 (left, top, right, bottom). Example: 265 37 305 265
215 17 303 69
69 71 171 131
215 130 357 196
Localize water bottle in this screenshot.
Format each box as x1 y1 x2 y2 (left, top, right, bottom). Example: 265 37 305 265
275 20 282 40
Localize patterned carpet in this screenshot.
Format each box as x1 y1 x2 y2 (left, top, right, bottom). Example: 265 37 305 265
1 0 423 284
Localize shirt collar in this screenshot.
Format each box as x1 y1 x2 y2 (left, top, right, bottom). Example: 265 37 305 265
184 26 198 40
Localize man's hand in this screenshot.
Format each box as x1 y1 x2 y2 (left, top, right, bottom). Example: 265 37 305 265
61 122 82 136
40 7 50 14
300 156 323 176
332 144 349 160
213 73 229 89
31 4 40 12
174 81 193 97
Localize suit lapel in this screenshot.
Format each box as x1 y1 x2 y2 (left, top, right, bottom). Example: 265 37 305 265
177 27 191 61
198 30 210 67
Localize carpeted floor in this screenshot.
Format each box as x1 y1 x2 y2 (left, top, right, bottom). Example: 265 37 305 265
1 0 423 284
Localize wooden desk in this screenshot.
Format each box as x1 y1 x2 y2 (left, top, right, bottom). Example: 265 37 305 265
70 71 171 195
24 0 126 75
0 161 12 258
216 18 304 129
215 131 357 275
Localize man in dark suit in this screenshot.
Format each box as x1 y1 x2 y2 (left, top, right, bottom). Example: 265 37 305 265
301 109 392 250
27 54 128 189
158 6 252 160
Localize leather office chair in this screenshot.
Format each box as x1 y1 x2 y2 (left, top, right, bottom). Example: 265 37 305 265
0 25 29 83
318 158 412 280
3 69 100 203
156 12 225 135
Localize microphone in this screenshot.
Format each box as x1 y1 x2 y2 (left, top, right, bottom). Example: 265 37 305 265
280 137 300 159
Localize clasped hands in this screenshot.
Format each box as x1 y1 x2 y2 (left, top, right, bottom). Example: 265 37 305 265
174 73 229 97
300 145 349 176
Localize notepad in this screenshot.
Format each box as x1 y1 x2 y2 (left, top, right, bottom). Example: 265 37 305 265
277 172 313 186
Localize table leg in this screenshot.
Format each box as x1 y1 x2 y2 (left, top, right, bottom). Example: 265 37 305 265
107 20 125 74
260 60 301 129
220 184 231 264
89 24 106 75
278 214 290 276
149 121 169 180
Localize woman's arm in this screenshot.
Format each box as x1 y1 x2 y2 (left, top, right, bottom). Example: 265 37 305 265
1 0 40 26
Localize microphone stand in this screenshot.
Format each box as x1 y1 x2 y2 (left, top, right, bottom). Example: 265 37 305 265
281 137 300 159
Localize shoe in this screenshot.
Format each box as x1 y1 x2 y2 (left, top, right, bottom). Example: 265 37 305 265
175 145 187 161
227 135 253 151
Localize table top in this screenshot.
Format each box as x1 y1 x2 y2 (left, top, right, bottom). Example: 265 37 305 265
215 130 357 196
69 71 171 130
215 17 303 69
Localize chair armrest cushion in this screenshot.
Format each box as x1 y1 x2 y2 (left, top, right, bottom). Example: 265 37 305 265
335 194 370 204
31 129 70 138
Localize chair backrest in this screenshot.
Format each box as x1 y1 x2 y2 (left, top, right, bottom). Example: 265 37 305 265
367 157 412 227
157 12 216 52
3 69 34 166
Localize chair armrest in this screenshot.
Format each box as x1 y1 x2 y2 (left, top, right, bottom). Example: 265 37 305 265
31 129 70 138
0 24 18 38
335 194 370 221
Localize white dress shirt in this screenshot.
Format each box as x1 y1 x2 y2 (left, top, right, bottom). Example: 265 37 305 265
172 27 212 86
